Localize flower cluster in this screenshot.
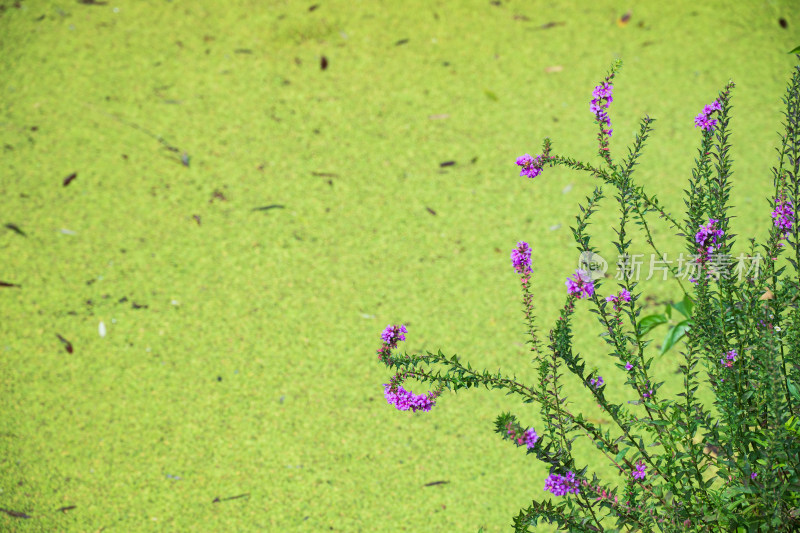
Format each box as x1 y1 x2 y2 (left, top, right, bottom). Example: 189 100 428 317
720 349 738 368
383 383 436 412
589 375 604 389
695 218 725 257
632 460 647 480
505 422 540 449
590 81 614 136
377 324 408 361
566 269 595 299
544 471 581 497
641 380 654 399
772 193 795 244
694 99 722 132
605 288 632 311
511 241 533 274
524 428 539 448
516 153 546 179
381 324 407 348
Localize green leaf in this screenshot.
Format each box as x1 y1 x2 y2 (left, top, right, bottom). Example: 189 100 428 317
673 294 694 318
788 378 800 402
483 89 498 101
614 447 630 463
789 45 800 54
786 416 800 437
638 314 668 336
660 320 691 355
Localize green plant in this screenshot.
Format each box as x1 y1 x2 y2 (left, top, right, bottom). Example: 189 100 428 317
374 58 800 531
637 294 694 356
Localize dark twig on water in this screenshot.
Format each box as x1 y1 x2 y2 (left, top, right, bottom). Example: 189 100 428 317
0 508 31 519
212 493 250 503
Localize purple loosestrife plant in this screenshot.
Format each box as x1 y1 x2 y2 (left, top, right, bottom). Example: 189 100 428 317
695 218 725 257
544 471 581 497
589 375 604 390
566 269 595 299
591 75 617 164
516 153 546 179
383 381 436 412
632 461 647 481
720 349 738 368
590 81 614 135
505 422 540 449
694 99 723 132
511 241 533 274
773 192 795 244
374 58 800 531
605 288 632 311
524 428 539 448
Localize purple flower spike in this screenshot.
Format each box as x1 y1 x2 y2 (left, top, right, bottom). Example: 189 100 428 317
383 383 436 412
544 471 580 497
605 288 632 311
720 349 738 368
772 193 795 243
592 81 614 100
695 218 724 257
589 376 604 389
632 460 646 480
566 269 595 299
694 99 722 132
524 428 539 449
381 324 408 349
591 81 614 135
511 241 533 274
516 153 545 179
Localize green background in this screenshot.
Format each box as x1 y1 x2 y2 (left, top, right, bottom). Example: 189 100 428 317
1 0 797 531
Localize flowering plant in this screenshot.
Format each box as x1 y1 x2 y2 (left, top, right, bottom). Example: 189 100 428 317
375 58 800 531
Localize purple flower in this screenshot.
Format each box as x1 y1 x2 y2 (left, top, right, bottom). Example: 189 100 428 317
591 82 614 136
516 153 545 179
524 428 539 449
589 376 604 389
772 193 794 243
605 288 632 311
383 383 436 412
544 471 580 497
592 81 614 100
694 99 722 132
511 241 533 274
566 269 595 299
632 460 646 480
751 472 758 480
625 362 633 371
695 218 724 257
720 349 737 368
381 324 408 348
